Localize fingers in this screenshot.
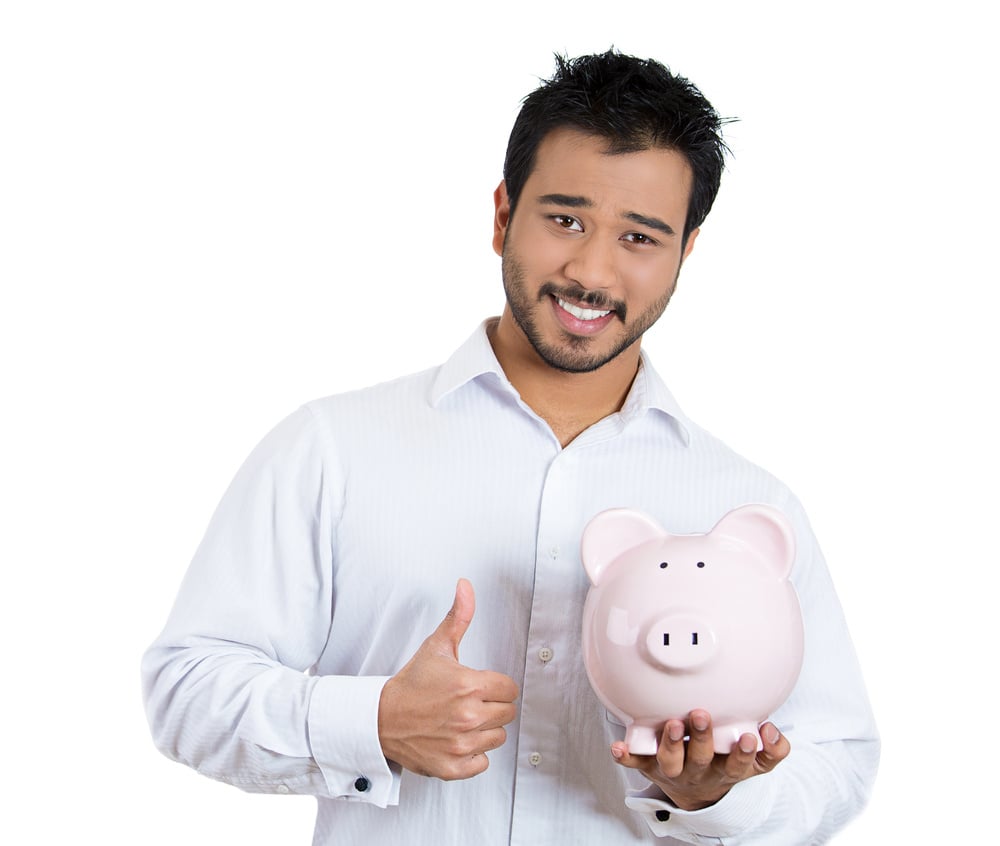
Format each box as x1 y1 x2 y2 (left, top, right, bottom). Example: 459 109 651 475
720 731 760 781
478 668 521 704
458 699 518 733
654 719 687 777
683 710 716 772
755 722 791 773
378 579 521 781
609 712 791 777
427 579 476 660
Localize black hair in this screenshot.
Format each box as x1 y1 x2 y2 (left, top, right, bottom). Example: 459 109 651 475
503 50 733 242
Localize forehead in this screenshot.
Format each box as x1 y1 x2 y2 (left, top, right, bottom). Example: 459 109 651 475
525 128 693 225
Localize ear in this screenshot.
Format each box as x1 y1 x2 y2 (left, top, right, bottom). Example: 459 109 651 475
711 504 796 579
581 508 667 586
492 180 510 257
680 226 699 264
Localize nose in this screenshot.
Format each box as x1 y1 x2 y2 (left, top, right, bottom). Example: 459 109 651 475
564 234 617 291
645 613 718 671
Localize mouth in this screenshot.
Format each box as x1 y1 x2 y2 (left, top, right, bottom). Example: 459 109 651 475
549 293 620 336
556 297 613 322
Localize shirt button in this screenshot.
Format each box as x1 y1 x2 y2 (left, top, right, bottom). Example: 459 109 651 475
549 545 560 559
537 647 554 663
276 784 290 795
354 776 371 793
528 752 542 767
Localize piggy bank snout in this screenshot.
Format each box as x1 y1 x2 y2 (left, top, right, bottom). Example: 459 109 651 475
644 612 718 671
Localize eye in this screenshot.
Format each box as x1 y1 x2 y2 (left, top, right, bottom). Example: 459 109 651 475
623 231 658 246
696 561 705 568
659 562 668 569
552 215 583 231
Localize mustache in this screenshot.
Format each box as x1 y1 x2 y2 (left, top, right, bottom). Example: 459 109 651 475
538 283 627 321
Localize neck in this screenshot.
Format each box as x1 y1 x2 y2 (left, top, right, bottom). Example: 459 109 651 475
487 311 641 447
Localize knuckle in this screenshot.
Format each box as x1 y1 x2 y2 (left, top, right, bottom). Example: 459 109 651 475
438 761 466 781
446 736 474 757
453 706 481 731
655 751 684 778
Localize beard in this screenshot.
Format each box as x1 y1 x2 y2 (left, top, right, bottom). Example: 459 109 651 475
501 247 678 374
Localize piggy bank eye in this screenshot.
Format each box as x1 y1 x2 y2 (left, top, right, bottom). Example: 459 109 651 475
696 561 706 568
659 562 668 569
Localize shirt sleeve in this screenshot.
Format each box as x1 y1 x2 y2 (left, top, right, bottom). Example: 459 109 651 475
141 406 400 807
624 493 880 843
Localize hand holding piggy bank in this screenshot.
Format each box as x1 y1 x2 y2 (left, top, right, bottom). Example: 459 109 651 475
581 505 804 756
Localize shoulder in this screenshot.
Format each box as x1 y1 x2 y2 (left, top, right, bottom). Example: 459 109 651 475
304 365 439 429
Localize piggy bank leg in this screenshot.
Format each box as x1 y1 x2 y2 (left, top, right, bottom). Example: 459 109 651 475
712 722 763 755
624 723 661 757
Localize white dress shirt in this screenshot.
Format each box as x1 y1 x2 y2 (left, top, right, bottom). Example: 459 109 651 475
142 321 879 845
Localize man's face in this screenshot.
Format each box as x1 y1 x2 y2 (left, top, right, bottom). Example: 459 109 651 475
493 128 698 373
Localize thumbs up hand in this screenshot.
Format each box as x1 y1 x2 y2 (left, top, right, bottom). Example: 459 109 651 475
377 579 520 780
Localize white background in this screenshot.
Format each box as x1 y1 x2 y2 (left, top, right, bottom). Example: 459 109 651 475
2 1 996 842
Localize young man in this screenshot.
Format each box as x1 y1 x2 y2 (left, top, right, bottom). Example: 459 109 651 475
143 51 879 844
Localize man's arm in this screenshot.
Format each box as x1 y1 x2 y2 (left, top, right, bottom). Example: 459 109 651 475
142 408 519 805
141 406 396 805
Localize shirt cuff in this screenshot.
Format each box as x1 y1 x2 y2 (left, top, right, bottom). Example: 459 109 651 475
307 674 401 807
625 775 777 840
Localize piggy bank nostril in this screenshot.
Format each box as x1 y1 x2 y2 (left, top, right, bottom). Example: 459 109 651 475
661 631 703 648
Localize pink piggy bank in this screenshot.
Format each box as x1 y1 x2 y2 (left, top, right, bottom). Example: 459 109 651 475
581 504 804 755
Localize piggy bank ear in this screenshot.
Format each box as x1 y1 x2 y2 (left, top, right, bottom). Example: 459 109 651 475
711 504 796 579
581 508 666 586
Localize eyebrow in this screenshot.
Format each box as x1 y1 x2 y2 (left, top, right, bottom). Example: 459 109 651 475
536 194 677 237
624 211 676 237
537 193 592 209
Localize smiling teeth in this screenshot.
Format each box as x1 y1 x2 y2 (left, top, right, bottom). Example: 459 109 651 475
557 298 611 321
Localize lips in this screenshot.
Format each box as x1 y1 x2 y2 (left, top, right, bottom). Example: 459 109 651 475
556 297 612 321
551 294 618 335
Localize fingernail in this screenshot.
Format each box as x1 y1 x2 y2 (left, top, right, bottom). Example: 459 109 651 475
610 744 624 760
739 735 757 754
668 723 684 742
764 725 780 744
692 715 709 732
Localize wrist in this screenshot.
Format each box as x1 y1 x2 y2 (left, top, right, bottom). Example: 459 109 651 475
653 781 731 812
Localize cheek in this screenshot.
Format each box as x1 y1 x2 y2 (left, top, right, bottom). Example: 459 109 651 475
510 228 567 273
623 256 680 300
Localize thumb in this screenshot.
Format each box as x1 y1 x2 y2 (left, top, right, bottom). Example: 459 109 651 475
427 578 475 660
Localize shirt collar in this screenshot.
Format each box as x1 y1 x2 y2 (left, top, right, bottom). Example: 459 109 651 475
430 320 511 406
430 320 691 445
627 349 692 445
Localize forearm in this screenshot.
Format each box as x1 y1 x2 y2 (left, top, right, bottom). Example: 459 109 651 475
141 406 401 802
628 731 879 843
142 638 327 792
142 636 399 804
